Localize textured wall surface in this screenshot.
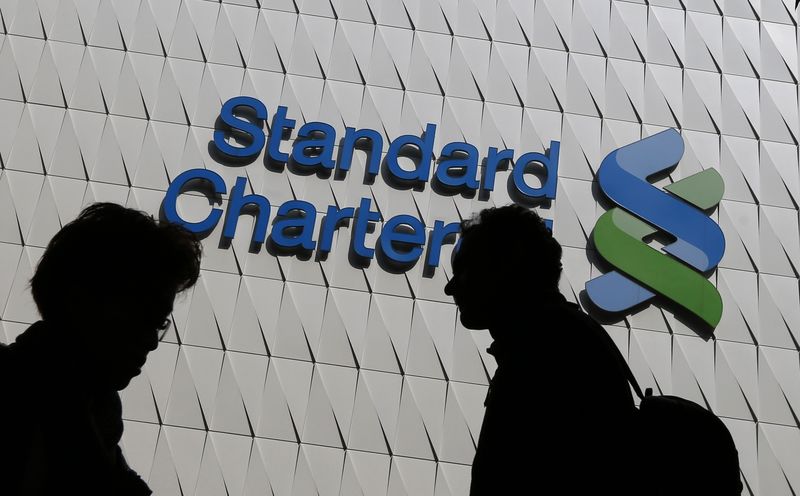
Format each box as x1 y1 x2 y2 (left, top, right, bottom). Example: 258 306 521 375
0 0 798 494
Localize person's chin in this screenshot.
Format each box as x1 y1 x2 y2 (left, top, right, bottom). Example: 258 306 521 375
110 376 132 390
111 369 140 390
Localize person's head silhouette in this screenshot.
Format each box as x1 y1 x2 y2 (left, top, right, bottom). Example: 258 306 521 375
30 202 202 390
444 205 562 332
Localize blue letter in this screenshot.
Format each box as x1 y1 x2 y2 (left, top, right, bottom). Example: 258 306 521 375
338 127 383 176
425 220 460 267
213 96 267 159
352 197 381 259
267 106 296 164
319 205 355 253
163 168 226 233
435 142 479 190
271 200 317 251
291 122 337 170
385 123 436 183
380 215 425 264
512 141 560 200
483 147 514 192
222 176 271 244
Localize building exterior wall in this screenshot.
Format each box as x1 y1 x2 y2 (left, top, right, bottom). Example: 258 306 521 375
0 0 798 494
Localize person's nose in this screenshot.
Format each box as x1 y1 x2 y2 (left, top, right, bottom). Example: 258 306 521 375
143 330 159 353
444 278 455 296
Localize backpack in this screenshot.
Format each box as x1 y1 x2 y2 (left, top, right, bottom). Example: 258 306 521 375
601 330 744 494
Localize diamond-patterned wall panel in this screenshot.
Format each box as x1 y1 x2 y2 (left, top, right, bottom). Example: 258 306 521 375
0 0 799 494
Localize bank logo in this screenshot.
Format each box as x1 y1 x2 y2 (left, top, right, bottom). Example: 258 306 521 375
585 129 726 328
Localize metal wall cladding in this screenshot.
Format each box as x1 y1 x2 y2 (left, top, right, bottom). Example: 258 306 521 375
0 0 798 494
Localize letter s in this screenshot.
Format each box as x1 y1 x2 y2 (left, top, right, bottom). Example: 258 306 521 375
213 96 268 159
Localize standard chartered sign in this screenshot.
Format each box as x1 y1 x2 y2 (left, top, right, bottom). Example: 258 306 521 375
161 98 725 330
163 96 560 269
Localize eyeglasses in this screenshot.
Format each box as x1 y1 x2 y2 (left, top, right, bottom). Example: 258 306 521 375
156 318 172 341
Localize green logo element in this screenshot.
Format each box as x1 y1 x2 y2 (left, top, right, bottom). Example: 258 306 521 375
586 130 726 329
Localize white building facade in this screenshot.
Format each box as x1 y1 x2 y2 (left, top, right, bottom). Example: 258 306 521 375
0 0 798 494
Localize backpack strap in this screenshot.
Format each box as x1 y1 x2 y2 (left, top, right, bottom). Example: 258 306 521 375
618 349 646 401
565 301 648 401
592 320 647 402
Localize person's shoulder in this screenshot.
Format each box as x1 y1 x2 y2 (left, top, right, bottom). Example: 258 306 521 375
0 340 21 376
0 342 29 425
0 343 10 383
0 324 52 392
552 300 621 358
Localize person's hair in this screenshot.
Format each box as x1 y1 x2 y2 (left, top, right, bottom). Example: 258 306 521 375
459 204 562 289
30 202 202 321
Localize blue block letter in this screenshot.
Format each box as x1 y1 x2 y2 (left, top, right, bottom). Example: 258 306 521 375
352 197 381 259
385 124 436 183
291 122 337 170
380 215 426 265
338 127 383 177
271 200 317 251
222 176 271 244
512 141 560 200
267 106 296 164
163 169 227 233
213 96 267 159
435 142 480 190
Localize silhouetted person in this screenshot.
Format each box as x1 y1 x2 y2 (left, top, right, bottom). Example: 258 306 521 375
445 205 638 495
0 203 202 495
